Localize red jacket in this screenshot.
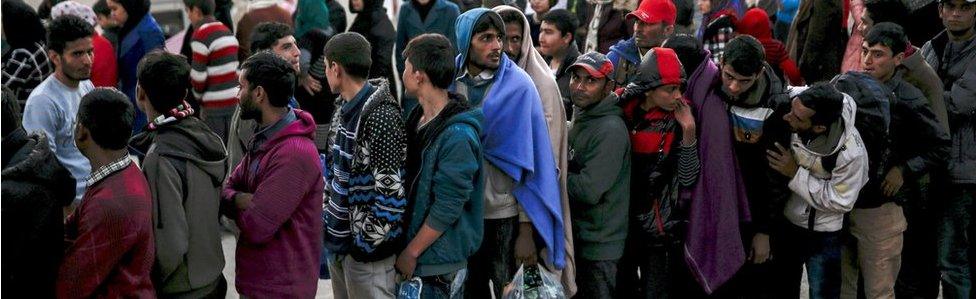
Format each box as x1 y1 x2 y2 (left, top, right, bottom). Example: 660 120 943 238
90 32 118 88
736 8 805 86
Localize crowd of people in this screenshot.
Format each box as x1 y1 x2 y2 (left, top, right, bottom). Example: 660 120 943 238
1 0 974 298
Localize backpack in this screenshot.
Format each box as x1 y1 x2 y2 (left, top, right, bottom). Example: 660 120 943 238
828 71 893 181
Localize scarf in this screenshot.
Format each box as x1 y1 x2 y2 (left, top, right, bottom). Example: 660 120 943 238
148 101 195 131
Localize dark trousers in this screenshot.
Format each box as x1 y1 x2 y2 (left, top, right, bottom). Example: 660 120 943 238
465 216 518 299
773 224 843 299
896 178 941 299
575 258 618 299
420 270 465 299
617 233 694 299
938 184 976 299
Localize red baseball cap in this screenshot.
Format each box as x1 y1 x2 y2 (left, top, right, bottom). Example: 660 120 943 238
627 0 677 25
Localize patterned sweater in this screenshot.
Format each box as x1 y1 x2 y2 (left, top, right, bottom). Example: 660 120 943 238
324 79 407 262
2 42 52 109
190 21 240 109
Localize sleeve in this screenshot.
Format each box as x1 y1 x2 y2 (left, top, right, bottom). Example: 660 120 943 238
57 199 142 298
896 98 951 176
363 102 407 217
789 147 869 213
755 99 794 233
220 154 248 219
145 156 190 279
426 126 481 231
395 9 409 78
567 123 630 206
676 141 700 187
372 23 397 81
21 95 60 153
946 59 976 123
779 58 805 86
236 143 322 244
2 51 32 90
190 34 210 101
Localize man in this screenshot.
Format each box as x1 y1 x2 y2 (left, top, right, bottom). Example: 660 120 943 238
395 33 485 298
493 6 578 295
565 52 630 299
322 32 406 299
839 22 953 299
539 9 581 118
526 0 557 46
607 0 675 84
22 15 94 204
453 9 565 299
58 88 155 298
129 52 229 298
769 83 870 299
235 0 292 61
221 52 324 298
921 0 976 297
185 0 240 142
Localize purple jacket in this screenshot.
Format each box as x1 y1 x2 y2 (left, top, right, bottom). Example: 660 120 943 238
681 50 751 294
222 109 325 298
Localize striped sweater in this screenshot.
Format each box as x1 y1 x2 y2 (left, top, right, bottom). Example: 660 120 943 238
190 21 239 109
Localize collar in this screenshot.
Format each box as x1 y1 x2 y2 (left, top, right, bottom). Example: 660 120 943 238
254 107 296 141
455 67 496 82
341 82 375 114
85 155 132 187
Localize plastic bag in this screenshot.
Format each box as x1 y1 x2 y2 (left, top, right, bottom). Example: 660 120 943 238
502 264 566 299
397 277 423 299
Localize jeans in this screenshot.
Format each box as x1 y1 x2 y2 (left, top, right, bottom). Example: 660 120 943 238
575 258 618 299
774 223 843 299
465 216 518 299
938 184 975 299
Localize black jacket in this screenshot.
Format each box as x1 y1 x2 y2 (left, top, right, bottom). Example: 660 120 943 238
2 129 75 299
350 0 396 84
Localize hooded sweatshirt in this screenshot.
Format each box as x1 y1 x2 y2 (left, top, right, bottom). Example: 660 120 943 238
129 116 228 296
784 94 869 232
736 8 804 85
453 8 567 270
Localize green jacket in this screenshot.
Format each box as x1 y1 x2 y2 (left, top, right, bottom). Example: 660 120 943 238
567 95 631 261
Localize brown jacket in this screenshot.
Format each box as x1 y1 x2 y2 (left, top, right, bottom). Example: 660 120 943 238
899 47 950 132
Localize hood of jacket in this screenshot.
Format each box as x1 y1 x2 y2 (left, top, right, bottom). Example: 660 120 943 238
455 8 505 72
608 37 641 65
575 93 623 123
794 93 858 157
621 47 687 101
425 94 485 143
492 5 539 69
1 129 76 204
258 108 318 154
130 117 228 186
737 8 773 41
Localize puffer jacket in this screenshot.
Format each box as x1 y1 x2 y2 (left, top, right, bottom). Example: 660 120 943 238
921 31 976 184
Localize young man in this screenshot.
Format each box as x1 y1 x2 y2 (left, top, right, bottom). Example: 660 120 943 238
565 52 631 299
322 32 407 299
453 9 565 299
221 52 324 298
395 33 485 298
129 52 229 298
842 23 952 299
920 0 976 297
606 0 675 84
185 0 240 142
526 0 556 46
539 9 580 116
58 88 155 298
22 15 94 204
770 83 870 299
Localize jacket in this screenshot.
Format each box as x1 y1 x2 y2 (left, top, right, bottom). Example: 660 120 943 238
490 5 576 294
118 14 165 133
567 95 631 261
2 42 52 109
608 37 642 84
405 97 485 277
295 0 331 39
1 130 74 299
350 0 396 82
784 94 869 232
736 8 804 85
921 31 976 184
841 0 865 73
552 45 581 115
91 33 118 88
129 116 229 296
396 0 460 77
900 46 950 132
221 109 324 298
786 0 847 83
575 0 632 54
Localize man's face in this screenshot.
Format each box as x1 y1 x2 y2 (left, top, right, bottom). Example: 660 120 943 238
861 41 903 82
939 0 976 34
107 0 128 26
538 22 570 57
402 60 421 96
97 14 117 29
469 28 504 71
351 0 364 12
698 0 711 14
505 22 524 61
719 63 760 99
51 38 95 82
237 72 263 120
185 6 203 25
645 84 683 111
634 21 673 50
272 36 301 72
783 97 815 133
530 0 551 15
569 68 611 108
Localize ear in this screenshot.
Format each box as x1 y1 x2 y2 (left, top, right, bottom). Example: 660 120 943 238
135 85 148 111
665 24 675 35
253 85 266 104
47 49 60 67
894 51 905 66
74 122 89 146
812 124 828 135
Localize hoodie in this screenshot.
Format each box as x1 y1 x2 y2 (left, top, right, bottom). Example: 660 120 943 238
129 116 229 296
453 8 567 270
784 94 869 232
491 5 577 293
736 8 804 86
221 109 325 298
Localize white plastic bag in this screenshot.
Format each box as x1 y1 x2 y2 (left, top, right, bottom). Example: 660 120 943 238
502 264 566 299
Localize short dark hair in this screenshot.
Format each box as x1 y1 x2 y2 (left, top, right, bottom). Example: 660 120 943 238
323 32 372 80
241 51 296 107
721 35 766 76
47 15 94 54
864 22 908 55
182 0 215 15
250 22 293 53
78 88 135 150
137 51 191 113
863 0 909 26
540 9 578 38
404 34 457 89
472 12 505 37
93 0 110 16
797 83 844 126
498 8 523 27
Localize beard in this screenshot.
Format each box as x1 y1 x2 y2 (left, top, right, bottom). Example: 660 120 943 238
239 96 262 120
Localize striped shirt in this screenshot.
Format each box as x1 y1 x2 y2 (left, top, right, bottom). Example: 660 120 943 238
190 21 239 109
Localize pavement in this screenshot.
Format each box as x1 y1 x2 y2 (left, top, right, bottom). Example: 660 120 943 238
221 231 334 298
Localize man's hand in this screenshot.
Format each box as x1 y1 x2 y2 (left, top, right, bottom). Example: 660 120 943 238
750 233 772 264
395 250 419 279
300 75 322 94
235 193 255 210
882 166 904 197
767 142 799 178
514 222 538 266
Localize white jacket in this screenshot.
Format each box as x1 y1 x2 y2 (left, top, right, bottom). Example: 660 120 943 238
783 94 870 232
